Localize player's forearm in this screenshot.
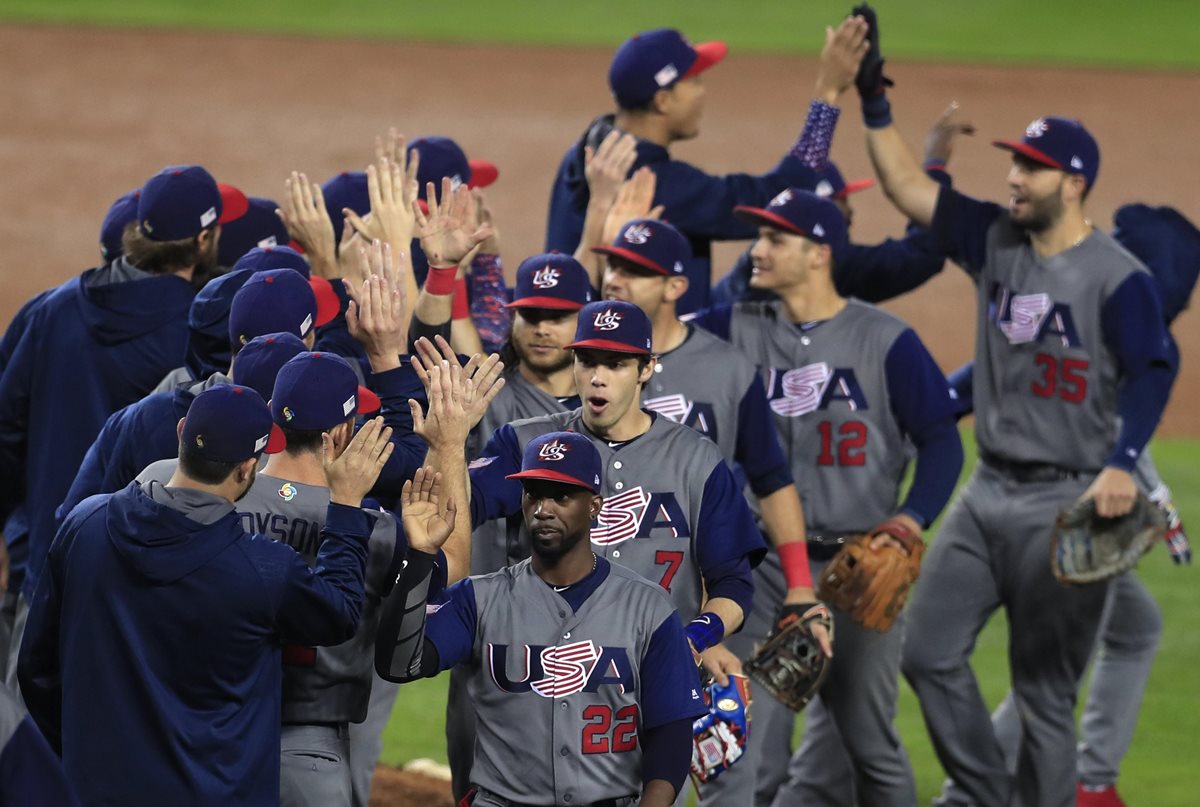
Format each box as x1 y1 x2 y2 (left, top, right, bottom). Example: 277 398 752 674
425 444 472 582
758 486 815 599
701 597 743 635
864 124 939 228
639 718 693 806
640 780 680 807
374 548 437 682
413 275 453 332
573 193 613 288
450 317 484 358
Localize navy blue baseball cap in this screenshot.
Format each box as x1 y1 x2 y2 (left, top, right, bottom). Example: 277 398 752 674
814 162 875 201
270 352 382 431
231 246 339 327
321 171 370 226
507 253 594 310
229 268 318 348
609 29 728 108
410 136 499 199
993 116 1100 189
735 188 848 257
217 196 294 267
506 431 602 493
182 384 286 462
230 332 308 401
593 218 691 276
137 166 247 241
99 190 140 260
565 300 653 355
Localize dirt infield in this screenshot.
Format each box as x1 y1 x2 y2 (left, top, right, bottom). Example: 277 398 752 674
370 765 454 807
0 24 1196 434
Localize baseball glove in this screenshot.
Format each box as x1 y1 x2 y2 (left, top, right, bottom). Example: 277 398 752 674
689 674 751 787
816 519 924 632
744 603 832 713
1051 492 1167 584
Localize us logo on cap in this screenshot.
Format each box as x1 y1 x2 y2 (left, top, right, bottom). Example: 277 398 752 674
593 309 623 331
624 224 652 245
1026 118 1049 138
538 440 569 461
770 189 794 207
533 267 561 288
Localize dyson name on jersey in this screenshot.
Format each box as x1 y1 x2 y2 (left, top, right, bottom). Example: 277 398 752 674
765 362 868 417
489 639 634 697
988 285 1081 347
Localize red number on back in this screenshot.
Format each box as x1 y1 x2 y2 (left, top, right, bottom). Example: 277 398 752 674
1032 353 1088 403
818 420 868 466
654 550 684 591
581 704 639 754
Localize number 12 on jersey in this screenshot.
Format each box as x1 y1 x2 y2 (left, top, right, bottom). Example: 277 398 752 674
817 420 868 466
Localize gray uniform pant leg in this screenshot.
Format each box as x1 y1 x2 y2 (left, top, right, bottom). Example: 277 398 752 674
4 593 28 699
1077 571 1161 786
901 472 1009 807
348 674 401 807
446 664 476 802
0 591 20 691
933 693 1022 807
775 556 915 807
280 724 353 807
769 697 855 807
1003 475 1109 807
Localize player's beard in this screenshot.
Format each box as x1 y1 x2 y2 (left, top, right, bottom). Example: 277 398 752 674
1011 182 1066 234
531 525 589 563
191 235 223 288
516 340 573 375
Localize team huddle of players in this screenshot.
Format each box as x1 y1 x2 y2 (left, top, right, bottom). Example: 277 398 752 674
0 4 1194 807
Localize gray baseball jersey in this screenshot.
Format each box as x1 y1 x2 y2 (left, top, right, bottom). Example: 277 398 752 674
469 410 766 620
967 225 1144 470
728 300 911 533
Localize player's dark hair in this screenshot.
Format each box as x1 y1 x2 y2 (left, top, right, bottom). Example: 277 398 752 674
499 333 519 371
178 441 244 485
618 97 657 115
281 416 355 456
122 221 216 281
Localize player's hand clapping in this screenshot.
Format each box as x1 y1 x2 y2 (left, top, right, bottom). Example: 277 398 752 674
346 239 411 372
601 167 664 246
585 130 639 215
400 467 457 555
323 416 395 507
814 14 870 104
410 335 505 430
277 171 338 279
344 130 421 250
415 178 495 268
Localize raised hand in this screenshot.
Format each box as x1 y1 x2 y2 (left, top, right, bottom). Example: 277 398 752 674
277 171 337 278
407 360 470 451
345 239 410 370
324 417 395 507
602 167 664 246
345 134 421 249
414 178 495 267
815 15 870 103
410 335 505 429
401 467 458 554
585 130 639 210
923 101 976 166
852 3 894 98
471 189 501 258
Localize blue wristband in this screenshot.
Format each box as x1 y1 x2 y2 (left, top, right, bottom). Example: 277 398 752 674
861 92 893 129
685 612 726 654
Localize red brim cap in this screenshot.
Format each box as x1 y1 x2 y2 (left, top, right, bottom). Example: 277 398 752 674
504 296 586 310
310 276 342 327
682 41 729 79
264 422 287 454
733 205 808 238
467 159 499 189
218 183 250 224
591 245 670 275
357 385 382 415
505 468 596 491
992 140 1064 170
563 338 651 355
836 178 876 199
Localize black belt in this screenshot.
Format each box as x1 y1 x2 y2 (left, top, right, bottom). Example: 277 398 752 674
805 533 858 561
980 451 1089 484
470 786 633 807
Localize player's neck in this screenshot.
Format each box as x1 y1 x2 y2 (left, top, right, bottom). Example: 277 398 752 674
518 361 578 398
259 452 326 487
613 110 670 148
1030 209 1093 258
778 278 846 324
584 403 652 443
652 312 688 354
165 469 241 505
533 545 596 587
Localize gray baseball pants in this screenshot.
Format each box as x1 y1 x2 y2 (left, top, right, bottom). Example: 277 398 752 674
280 723 353 807
901 463 1109 807
348 673 400 807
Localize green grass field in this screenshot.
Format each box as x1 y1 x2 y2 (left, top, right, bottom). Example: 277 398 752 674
378 432 1200 805
0 0 1197 69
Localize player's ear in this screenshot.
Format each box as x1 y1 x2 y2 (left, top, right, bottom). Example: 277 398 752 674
639 357 656 385
589 495 603 519
650 86 674 117
236 456 256 484
176 417 186 441
1063 173 1087 205
663 275 689 303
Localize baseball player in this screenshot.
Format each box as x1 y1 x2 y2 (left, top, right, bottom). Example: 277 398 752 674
851 11 1178 804
20 384 391 806
546 18 878 313
685 188 962 806
592 216 827 803
0 165 239 689
377 431 706 807
464 300 766 660
217 195 295 269
444 252 591 798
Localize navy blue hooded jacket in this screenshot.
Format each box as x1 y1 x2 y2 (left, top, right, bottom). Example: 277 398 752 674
545 114 817 314
19 481 370 807
0 259 195 598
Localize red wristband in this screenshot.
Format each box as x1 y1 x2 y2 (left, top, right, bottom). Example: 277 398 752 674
451 278 470 320
778 541 813 589
425 265 457 296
